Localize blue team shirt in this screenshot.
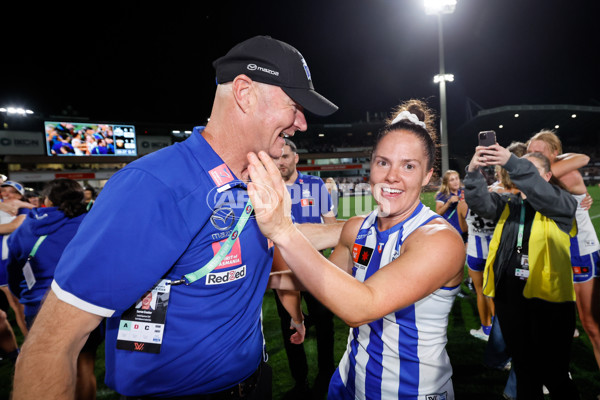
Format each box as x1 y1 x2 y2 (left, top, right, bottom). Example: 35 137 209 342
6 207 86 317
435 190 464 235
0 207 31 286
52 127 273 396
288 172 332 224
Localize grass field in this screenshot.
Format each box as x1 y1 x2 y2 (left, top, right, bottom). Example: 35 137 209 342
1 186 600 399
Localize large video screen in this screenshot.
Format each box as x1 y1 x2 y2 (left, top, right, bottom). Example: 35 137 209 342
44 121 137 156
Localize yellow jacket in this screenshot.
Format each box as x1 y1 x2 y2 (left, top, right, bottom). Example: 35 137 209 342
483 204 576 303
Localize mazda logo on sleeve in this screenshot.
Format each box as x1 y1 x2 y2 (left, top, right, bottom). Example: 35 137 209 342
210 206 236 231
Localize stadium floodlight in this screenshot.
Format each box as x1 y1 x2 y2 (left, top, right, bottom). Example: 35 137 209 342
0 107 34 115
424 0 457 15
433 74 454 83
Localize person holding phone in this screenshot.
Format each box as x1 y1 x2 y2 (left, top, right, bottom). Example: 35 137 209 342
464 142 579 398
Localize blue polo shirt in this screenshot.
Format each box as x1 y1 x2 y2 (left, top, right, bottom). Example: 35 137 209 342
288 172 333 224
52 127 273 397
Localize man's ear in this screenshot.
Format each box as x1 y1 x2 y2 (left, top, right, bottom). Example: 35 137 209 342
231 74 254 113
294 153 299 165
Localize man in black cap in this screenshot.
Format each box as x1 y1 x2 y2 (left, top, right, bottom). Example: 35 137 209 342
13 35 340 399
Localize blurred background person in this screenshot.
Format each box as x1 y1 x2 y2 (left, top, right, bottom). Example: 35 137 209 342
1 181 33 338
325 177 339 218
83 186 96 211
435 170 467 242
274 138 336 399
6 178 103 400
24 190 42 208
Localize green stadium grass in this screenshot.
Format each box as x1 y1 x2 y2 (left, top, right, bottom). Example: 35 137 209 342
1 186 599 399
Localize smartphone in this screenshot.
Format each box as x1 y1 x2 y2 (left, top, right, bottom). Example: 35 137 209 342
478 130 496 147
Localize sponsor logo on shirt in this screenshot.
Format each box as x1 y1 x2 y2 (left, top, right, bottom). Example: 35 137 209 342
211 239 242 269
206 265 247 285
209 163 234 187
210 205 236 231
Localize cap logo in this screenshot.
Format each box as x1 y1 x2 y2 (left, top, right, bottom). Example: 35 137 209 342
247 63 279 77
301 58 311 81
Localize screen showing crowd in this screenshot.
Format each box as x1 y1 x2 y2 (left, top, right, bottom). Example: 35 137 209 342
44 121 137 156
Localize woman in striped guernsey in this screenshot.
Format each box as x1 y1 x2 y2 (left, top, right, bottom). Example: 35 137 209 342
249 99 465 400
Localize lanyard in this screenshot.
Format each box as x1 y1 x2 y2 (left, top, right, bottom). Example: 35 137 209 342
170 200 254 286
516 199 526 254
29 235 47 259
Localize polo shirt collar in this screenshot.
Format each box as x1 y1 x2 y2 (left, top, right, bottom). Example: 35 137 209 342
190 126 247 191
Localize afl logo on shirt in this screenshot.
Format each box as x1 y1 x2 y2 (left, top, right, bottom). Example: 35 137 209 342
210 206 236 231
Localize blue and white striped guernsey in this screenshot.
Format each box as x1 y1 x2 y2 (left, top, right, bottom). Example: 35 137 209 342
465 209 496 259
329 203 459 400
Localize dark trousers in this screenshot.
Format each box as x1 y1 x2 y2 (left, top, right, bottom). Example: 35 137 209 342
495 292 579 400
273 290 335 384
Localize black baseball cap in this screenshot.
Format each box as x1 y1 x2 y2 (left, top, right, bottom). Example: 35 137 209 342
213 35 338 117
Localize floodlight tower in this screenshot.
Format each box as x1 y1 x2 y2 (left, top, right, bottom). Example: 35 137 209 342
425 0 456 174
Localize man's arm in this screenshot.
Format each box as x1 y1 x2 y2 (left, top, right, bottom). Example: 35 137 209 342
13 291 103 399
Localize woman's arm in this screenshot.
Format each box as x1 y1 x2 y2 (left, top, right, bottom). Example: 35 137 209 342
270 247 305 344
553 153 589 178
435 194 458 216
247 151 465 327
296 222 344 250
457 200 469 233
505 155 576 222
477 144 576 227
0 214 26 235
463 146 506 221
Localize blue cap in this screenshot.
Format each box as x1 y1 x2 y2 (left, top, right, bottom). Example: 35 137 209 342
1 180 25 196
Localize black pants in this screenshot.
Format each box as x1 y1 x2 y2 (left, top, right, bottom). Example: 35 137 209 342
273 290 334 384
495 289 579 400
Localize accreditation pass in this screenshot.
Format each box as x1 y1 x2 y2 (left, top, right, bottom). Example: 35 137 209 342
117 279 171 354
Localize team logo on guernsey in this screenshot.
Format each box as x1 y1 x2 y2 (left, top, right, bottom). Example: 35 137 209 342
209 163 234 187
572 266 589 274
206 265 247 285
300 198 314 207
377 243 384 253
352 243 374 266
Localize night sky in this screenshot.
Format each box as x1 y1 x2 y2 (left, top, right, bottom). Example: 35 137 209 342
2 0 599 133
